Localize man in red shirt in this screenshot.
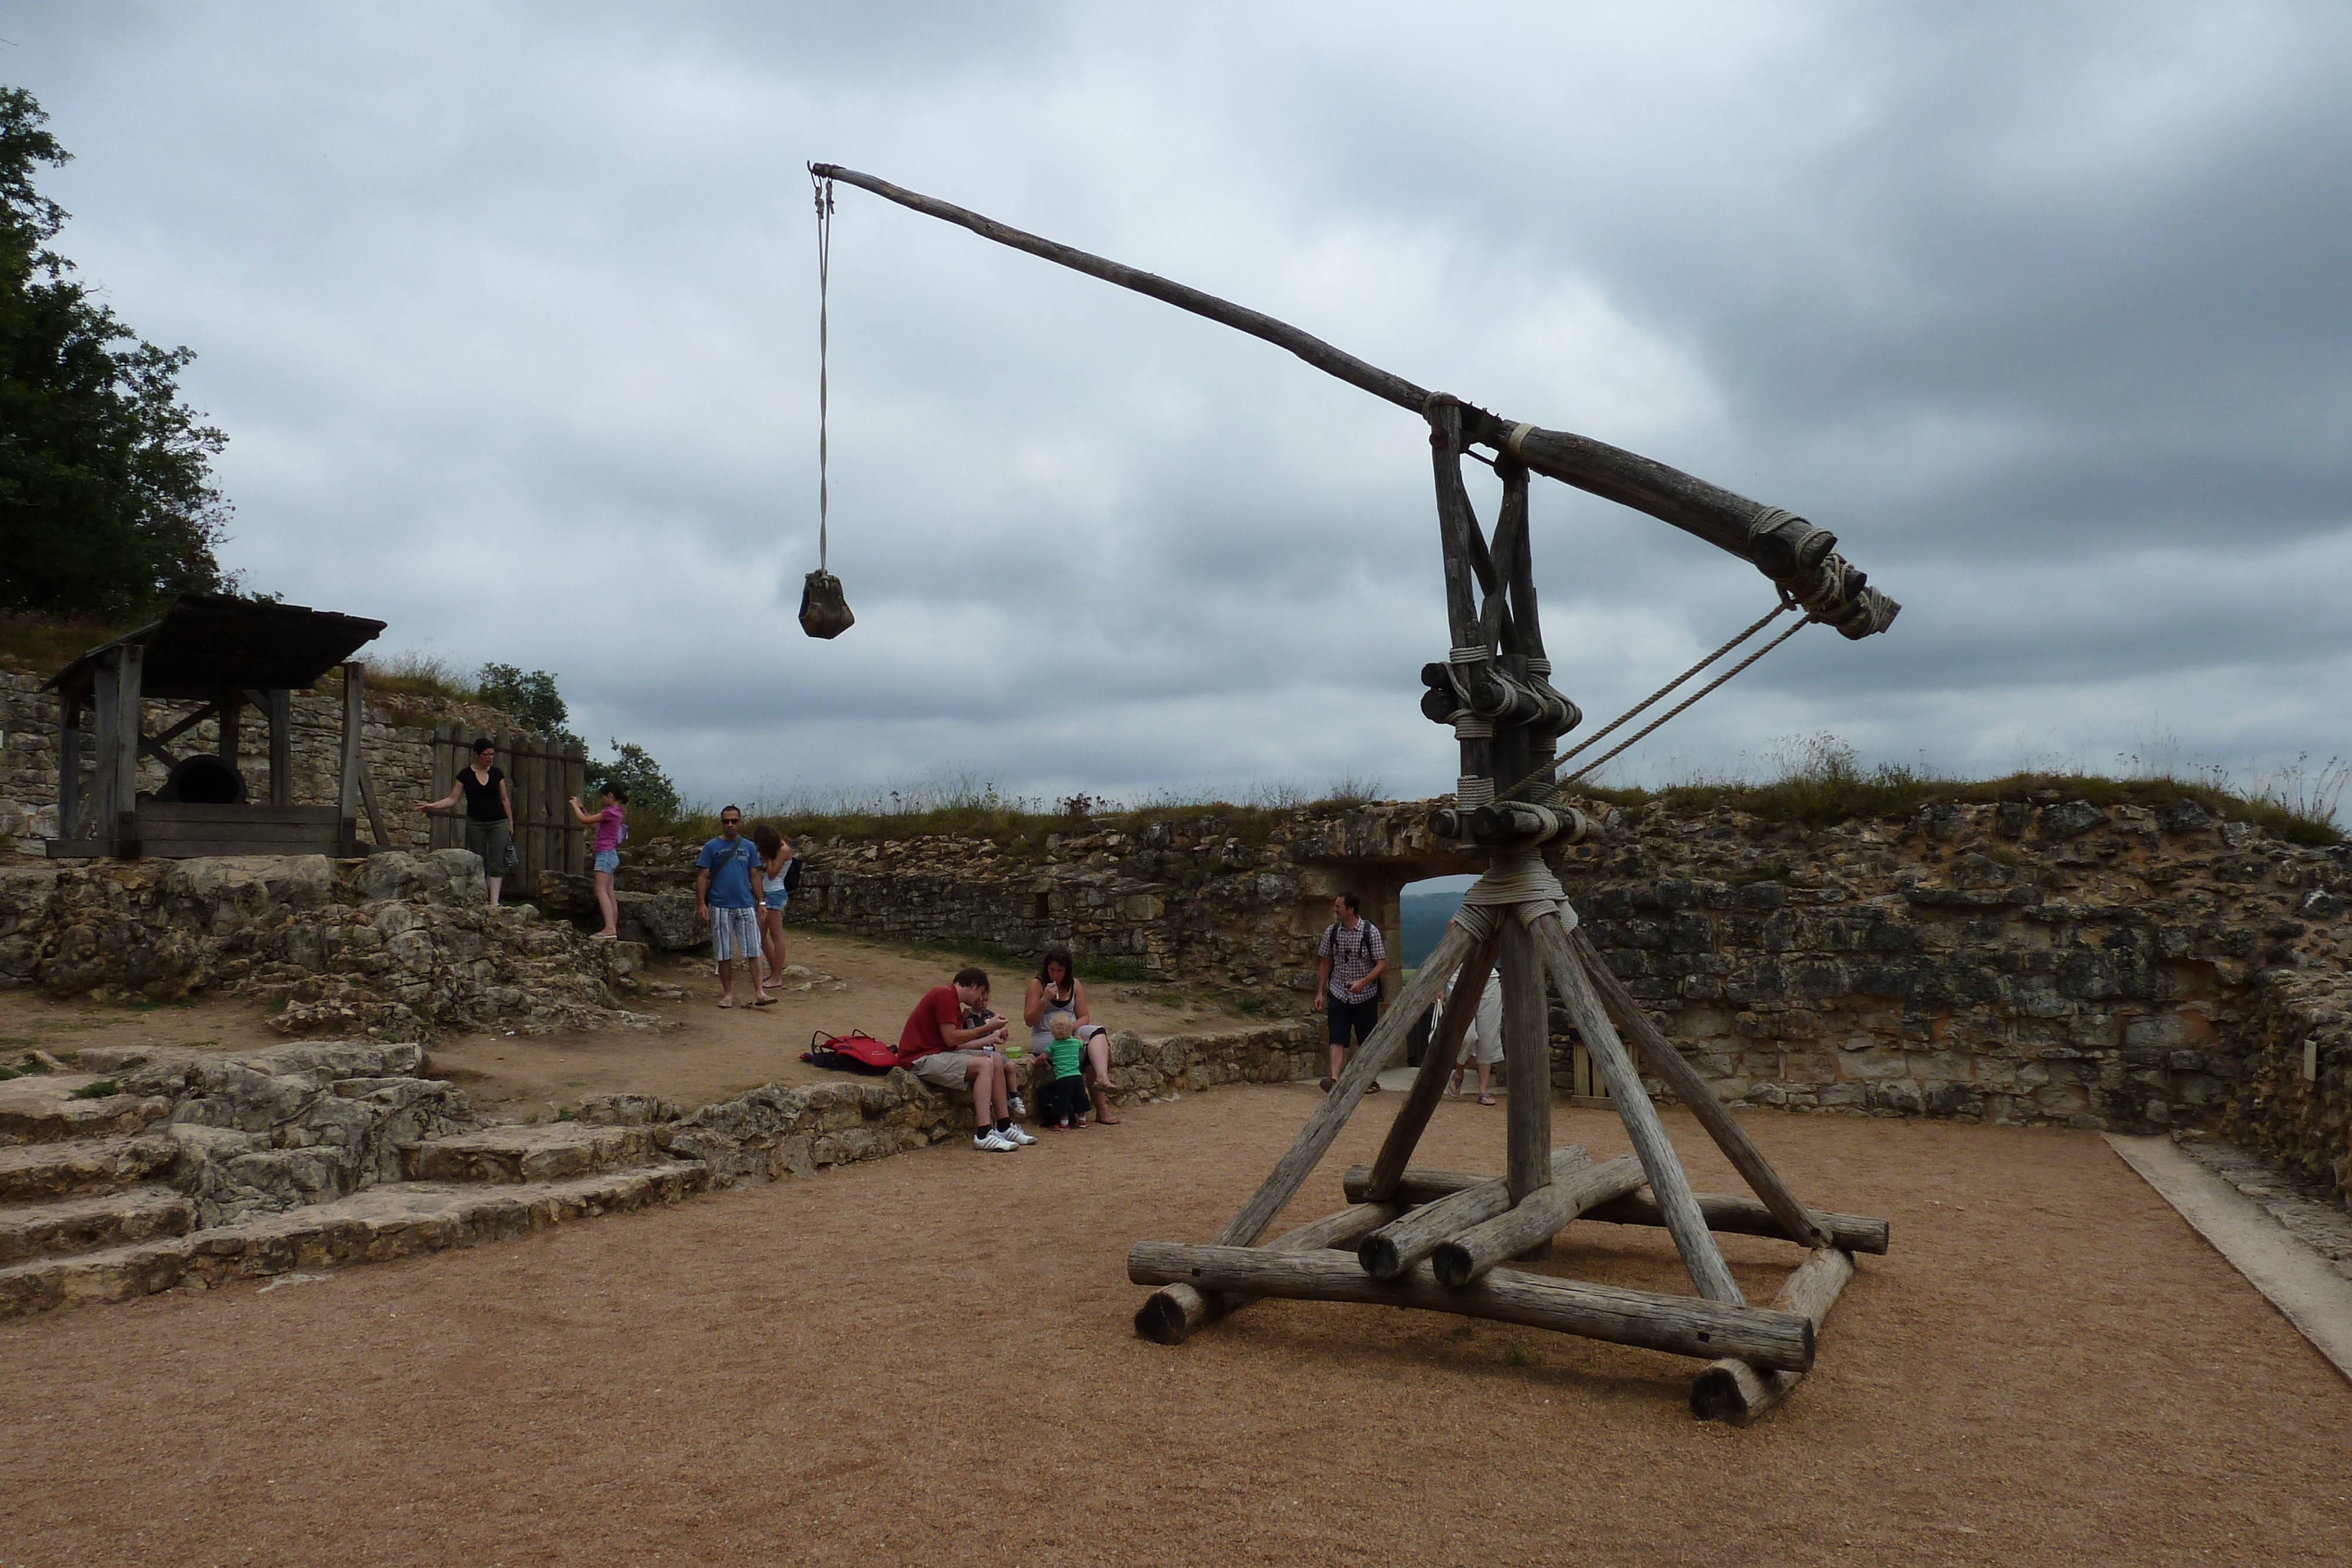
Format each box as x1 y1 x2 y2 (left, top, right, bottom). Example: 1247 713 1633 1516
900 966 1033 1152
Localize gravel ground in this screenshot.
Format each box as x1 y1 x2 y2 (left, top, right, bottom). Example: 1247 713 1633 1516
5 1088 2348 1567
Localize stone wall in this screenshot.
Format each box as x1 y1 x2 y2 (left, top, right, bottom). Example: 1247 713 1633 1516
0 653 527 852
0 851 654 1037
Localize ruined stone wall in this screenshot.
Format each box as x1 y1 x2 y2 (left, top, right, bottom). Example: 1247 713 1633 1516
0 851 653 1037
0 654 526 852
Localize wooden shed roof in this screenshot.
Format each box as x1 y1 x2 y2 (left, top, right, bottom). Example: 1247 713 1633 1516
45 594 386 702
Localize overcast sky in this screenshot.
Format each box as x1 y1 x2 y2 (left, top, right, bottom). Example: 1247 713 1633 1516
11 2 2350 813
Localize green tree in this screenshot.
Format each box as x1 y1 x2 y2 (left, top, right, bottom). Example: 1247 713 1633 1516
588 740 680 821
0 86 233 619
475 662 577 744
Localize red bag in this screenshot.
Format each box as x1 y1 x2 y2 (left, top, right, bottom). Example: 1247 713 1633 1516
801 1030 901 1076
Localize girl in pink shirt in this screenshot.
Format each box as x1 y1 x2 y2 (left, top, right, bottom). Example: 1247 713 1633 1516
566 784 629 939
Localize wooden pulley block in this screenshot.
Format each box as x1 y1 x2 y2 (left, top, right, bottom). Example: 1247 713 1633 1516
799 570 855 638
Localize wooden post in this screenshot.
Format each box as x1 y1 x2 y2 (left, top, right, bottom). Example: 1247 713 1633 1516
430 724 456 851
1431 1155 1646 1289
266 688 292 807
215 691 242 781
1358 1145 1588 1281
1212 921 1477 1248
56 693 83 841
338 663 364 831
1363 927 1501 1201
1690 1247 1856 1424
1499 918 1552 1203
1125 1243 1815 1372
565 743 586 873
1569 927 1833 1248
1530 910 1744 1306
1583 1190 1889 1256
91 646 142 851
1133 1201 1403 1346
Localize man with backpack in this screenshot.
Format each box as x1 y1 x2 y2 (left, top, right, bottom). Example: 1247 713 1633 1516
694 805 770 1009
1312 891 1389 1093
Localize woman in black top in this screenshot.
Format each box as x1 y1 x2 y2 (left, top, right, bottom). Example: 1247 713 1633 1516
415 737 516 905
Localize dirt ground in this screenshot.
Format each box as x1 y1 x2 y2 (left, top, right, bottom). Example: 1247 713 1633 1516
0 930 1264 1113
6 1089 2348 1567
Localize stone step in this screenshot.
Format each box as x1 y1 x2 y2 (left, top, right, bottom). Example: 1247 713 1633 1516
402 1121 660 1184
0 1186 195 1265
0 1135 178 1203
0 1075 175 1146
0 1159 712 1320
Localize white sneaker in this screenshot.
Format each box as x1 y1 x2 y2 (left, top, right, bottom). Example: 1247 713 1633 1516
973 1129 1017 1152
1000 1122 1037 1146
1008 1093 1028 1118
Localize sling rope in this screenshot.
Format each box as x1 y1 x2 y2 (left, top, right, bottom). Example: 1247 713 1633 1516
1555 614 1815 789
1495 599 1795 802
814 172 835 573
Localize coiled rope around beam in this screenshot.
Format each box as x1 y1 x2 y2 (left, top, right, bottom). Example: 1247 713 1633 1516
1449 851 1577 938
1496 600 1804 803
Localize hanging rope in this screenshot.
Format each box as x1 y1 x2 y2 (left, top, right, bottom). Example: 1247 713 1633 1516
1495 599 1793 801
815 172 834 574
798 170 854 638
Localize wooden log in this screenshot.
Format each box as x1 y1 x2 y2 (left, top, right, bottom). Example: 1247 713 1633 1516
1126 1243 1814 1373
1569 927 1833 1249
1362 927 1500 1202
1529 910 1744 1306
1690 1246 1856 1424
1133 1201 1401 1346
1499 920 1552 1203
1343 1162 1483 1206
1432 1155 1647 1289
806 163 1898 634
1212 921 1476 1248
1585 1189 1890 1257
1359 1146 1588 1281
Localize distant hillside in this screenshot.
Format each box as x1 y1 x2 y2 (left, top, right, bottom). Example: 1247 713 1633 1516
1401 880 1472 968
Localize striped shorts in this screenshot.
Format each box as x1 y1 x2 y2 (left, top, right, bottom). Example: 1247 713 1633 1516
709 905 760 961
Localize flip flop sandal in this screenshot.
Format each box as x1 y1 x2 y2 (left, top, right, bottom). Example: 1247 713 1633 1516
752 995 778 1007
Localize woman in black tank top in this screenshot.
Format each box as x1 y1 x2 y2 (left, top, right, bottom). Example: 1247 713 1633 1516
415 737 516 905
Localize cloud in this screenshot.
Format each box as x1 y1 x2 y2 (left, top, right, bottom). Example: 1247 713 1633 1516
9 0 2349 810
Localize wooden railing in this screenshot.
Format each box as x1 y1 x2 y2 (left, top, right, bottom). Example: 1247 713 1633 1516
426 723 586 894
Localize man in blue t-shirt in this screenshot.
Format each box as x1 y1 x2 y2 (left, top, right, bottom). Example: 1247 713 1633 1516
696 805 770 1008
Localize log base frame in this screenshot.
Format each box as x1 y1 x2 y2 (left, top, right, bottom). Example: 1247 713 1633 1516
1102 412 1886 1419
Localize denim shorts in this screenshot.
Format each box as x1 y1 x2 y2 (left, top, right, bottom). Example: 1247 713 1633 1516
593 849 620 874
763 886 789 911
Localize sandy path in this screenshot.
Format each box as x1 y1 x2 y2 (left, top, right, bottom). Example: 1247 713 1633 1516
5 1089 2347 1566
0 930 1264 1115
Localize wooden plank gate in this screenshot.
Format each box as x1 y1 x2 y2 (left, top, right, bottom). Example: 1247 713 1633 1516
427 723 587 895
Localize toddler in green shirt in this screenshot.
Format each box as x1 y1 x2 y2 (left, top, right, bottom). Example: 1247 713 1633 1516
1043 1012 1091 1129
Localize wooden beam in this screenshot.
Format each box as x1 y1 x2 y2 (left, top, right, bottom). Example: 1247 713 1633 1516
1132 1201 1402 1346
1125 1243 1815 1372
1530 910 1744 1306
1499 918 1552 1203
91 646 142 849
1362 927 1501 1202
1359 1145 1588 1281
215 692 241 772
1212 921 1476 1248
357 760 395 850
1585 1190 1890 1258
1432 1155 1648 1289
1567 928 1834 1248
1690 1246 1856 1424
56 695 82 841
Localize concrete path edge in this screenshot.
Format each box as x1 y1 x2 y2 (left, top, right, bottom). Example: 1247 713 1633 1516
2104 1132 2352 1386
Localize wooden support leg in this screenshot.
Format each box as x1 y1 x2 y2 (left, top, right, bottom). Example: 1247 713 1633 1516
266 688 292 807
1570 927 1832 1248
1529 910 1744 1306
215 692 241 775
1498 918 1551 1203
338 663 365 830
1134 1201 1402 1346
1431 1154 1647 1289
1690 1246 1856 1424
1359 1145 1589 1281
1212 922 1477 1248
1127 1244 1815 1372
56 696 82 841
1362 928 1501 1201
